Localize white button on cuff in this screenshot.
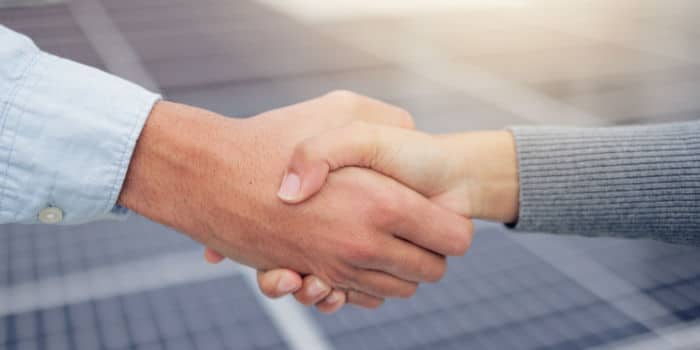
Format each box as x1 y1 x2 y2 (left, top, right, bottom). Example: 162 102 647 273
38 206 64 224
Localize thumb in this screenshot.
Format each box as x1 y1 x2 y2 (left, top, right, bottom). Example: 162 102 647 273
277 121 428 204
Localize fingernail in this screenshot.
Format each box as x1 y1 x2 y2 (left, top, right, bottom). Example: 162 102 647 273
307 278 328 298
277 275 298 294
277 172 301 201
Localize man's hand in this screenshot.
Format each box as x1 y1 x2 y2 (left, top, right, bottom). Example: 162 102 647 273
119 92 473 307
250 123 519 312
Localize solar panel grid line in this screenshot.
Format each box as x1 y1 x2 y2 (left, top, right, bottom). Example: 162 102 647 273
312 237 614 348
658 255 700 281
419 312 458 344
2 276 290 350
314 276 557 339
609 267 668 291
67 0 159 92
328 294 636 350
677 281 700 305
580 241 692 262
102 0 389 90
0 250 244 318
180 306 216 337
239 268 333 350
2 226 199 287
594 319 700 350
573 305 620 337
101 0 271 24
649 287 696 312
419 318 539 350
511 236 684 344
0 4 73 30
639 262 691 287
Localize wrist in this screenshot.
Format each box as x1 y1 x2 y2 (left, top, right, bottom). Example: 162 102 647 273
117 100 240 235
440 130 519 223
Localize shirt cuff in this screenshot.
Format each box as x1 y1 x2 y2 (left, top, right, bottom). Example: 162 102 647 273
0 49 160 224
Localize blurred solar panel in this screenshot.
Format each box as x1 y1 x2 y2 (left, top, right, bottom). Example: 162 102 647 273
309 223 700 350
1 0 700 349
0 276 288 350
0 0 63 9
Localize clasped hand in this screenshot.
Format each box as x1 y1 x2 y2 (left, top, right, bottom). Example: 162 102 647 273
205 92 482 310
194 92 506 312
120 91 476 313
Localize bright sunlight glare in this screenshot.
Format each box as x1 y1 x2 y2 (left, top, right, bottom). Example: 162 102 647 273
253 0 527 21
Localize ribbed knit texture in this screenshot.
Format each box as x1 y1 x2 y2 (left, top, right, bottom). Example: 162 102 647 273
509 120 700 246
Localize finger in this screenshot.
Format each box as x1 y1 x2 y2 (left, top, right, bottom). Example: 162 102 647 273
348 269 418 299
293 275 333 306
356 235 447 283
278 122 431 203
316 290 347 314
256 269 303 298
347 290 384 309
204 247 225 264
388 193 474 257
323 90 416 129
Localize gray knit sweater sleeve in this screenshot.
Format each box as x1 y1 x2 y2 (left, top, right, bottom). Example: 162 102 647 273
508 120 700 246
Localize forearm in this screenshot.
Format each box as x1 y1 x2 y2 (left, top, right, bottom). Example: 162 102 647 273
118 101 209 230
509 121 700 245
118 101 246 246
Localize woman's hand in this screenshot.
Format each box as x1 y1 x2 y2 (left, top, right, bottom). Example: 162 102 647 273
274 123 520 221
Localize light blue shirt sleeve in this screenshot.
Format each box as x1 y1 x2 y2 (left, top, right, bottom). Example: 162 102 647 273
0 26 161 224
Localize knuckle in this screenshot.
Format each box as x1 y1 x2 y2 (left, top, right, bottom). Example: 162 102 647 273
398 284 419 299
258 283 277 298
394 107 415 129
369 193 400 227
347 121 381 167
292 140 316 163
327 265 354 288
440 220 474 257
256 273 279 297
325 90 361 103
348 291 385 309
463 221 475 252
451 223 473 256
344 240 380 265
366 298 384 309
293 291 313 305
426 259 448 283
294 293 316 306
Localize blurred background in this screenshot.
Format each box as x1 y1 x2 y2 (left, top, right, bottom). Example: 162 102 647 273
2 0 700 349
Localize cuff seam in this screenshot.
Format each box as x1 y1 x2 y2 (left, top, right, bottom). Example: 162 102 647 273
0 49 41 219
105 95 160 218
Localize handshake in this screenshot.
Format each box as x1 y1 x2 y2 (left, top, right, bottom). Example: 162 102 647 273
119 91 520 313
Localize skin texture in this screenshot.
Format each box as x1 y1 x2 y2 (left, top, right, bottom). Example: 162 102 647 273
119 92 473 306
244 123 519 312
